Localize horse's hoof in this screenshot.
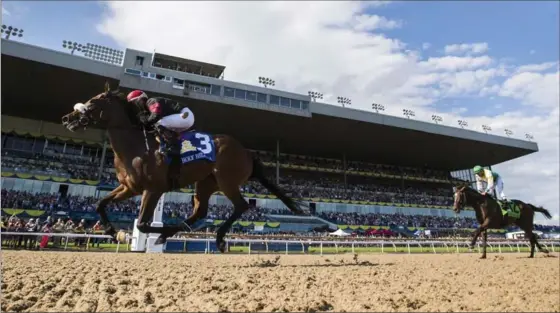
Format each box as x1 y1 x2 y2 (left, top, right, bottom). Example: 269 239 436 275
155 236 167 245
105 227 116 237
216 240 226 253
115 231 127 243
480 255 487 259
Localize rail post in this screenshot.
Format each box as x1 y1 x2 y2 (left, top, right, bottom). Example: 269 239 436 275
352 242 355 254
248 242 251 255
381 242 384 253
64 236 69 250
551 243 555 253
431 242 436 254
301 242 305 254
285 242 288 255
335 243 338 254
517 243 520 253
320 242 323 256
456 242 459 253
407 243 411 254
116 240 120 253
266 241 269 253
498 243 502 254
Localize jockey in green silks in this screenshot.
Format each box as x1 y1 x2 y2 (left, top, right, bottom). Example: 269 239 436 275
473 165 512 211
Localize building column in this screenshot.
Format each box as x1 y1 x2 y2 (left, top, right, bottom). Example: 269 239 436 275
276 139 280 185
343 153 347 190
97 139 108 180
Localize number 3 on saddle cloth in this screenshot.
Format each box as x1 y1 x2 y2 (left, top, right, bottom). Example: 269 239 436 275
158 131 217 166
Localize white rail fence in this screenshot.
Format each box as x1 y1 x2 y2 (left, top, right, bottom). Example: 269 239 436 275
2 232 559 255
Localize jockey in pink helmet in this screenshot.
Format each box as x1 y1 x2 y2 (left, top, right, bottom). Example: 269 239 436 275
126 90 195 156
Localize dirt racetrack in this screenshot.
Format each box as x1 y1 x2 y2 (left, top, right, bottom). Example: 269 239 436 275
2 251 559 312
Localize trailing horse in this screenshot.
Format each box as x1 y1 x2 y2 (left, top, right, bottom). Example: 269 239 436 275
453 184 552 258
61 83 306 252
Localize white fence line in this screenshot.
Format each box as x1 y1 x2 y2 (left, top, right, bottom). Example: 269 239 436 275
1 231 121 252
2 232 559 255
166 237 560 255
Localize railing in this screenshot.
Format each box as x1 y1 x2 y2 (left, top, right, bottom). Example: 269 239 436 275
166 237 560 255
1 232 119 251
2 232 558 255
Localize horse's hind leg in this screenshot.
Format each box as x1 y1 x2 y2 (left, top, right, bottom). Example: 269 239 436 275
215 188 249 253
135 190 164 234
481 229 488 259
533 233 549 254
185 176 218 227
155 176 219 244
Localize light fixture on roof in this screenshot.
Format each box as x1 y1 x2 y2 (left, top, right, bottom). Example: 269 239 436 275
504 129 513 137
457 120 468 129
1 25 24 40
482 125 492 134
431 114 443 124
403 109 415 119
337 96 351 108
62 40 89 55
83 43 124 65
308 91 323 102
525 133 534 141
372 103 385 113
258 76 275 88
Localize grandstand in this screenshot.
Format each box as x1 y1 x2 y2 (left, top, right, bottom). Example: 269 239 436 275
3 38 555 240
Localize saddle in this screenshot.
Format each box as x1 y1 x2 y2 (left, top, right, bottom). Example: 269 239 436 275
497 199 521 219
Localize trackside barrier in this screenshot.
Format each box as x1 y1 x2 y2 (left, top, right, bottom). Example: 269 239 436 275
165 238 560 255
1 232 119 252
2 232 559 255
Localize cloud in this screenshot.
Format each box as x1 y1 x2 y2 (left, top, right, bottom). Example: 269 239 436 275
529 49 536 55
2 6 10 16
516 62 558 73
98 1 559 223
444 42 489 55
422 42 431 50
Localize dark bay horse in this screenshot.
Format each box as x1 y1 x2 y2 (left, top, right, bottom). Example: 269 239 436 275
453 184 552 258
61 83 306 252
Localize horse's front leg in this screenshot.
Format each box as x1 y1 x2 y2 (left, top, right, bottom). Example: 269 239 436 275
481 229 488 259
96 184 135 237
135 190 164 234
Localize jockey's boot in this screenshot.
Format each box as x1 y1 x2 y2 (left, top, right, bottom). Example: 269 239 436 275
156 125 178 157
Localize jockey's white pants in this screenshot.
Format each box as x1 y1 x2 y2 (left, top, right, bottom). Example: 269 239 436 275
494 177 506 200
156 107 194 132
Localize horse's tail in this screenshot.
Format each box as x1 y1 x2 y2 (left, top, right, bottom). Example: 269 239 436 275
527 203 553 219
250 156 307 215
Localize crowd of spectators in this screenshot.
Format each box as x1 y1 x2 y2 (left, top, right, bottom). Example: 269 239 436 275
3 189 559 234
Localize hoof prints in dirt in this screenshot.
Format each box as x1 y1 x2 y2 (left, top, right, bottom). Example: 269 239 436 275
2 251 559 312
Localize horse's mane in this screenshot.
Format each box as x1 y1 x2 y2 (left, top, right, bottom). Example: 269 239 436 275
106 90 143 128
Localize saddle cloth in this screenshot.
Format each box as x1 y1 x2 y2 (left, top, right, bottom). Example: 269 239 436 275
160 131 216 165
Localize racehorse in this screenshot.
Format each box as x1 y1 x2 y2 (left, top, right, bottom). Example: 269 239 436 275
453 184 552 258
61 83 306 252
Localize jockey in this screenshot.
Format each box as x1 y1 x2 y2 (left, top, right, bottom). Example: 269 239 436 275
473 165 507 203
126 90 195 156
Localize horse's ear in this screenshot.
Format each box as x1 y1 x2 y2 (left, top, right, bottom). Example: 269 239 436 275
104 81 111 93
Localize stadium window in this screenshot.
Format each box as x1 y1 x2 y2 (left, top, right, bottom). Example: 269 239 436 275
155 74 165 80
142 71 150 78
247 91 257 101
135 56 144 66
234 89 247 100
210 85 221 96
224 87 235 98
269 95 280 105
280 97 290 107
149 73 156 79
290 99 301 109
125 68 141 76
301 101 309 110
173 78 185 88
257 93 267 103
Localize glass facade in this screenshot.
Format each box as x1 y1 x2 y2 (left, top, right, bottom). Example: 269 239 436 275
124 67 310 111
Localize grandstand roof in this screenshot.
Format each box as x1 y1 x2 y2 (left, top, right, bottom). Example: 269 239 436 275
1 39 538 171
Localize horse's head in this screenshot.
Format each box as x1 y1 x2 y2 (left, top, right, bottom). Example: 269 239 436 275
62 82 135 132
453 183 470 214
